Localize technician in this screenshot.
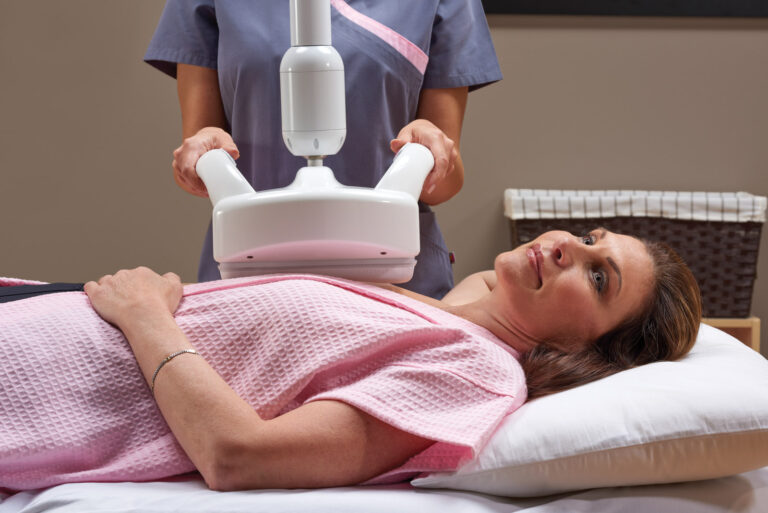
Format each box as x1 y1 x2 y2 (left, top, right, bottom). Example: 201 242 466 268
145 0 502 299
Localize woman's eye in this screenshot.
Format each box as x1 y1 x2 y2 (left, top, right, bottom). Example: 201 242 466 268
592 270 606 293
581 234 596 245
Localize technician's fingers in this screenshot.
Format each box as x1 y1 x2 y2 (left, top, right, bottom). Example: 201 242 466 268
390 138 408 154
391 122 417 153
392 120 457 195
199 127 240 163
428 139 449 185
221 140 241 160
171 127 240 198
173 140 209 198
421 132 455 194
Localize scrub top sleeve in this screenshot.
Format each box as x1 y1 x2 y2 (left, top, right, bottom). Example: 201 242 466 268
144 0 219 79
422 0 502 91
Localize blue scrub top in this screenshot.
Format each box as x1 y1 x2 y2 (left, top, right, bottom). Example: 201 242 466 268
145 0 502 299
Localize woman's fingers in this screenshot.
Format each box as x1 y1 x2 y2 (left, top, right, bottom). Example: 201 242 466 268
85 267 184 327
163 272 181 285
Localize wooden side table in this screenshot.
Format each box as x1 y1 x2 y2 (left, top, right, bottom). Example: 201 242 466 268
702 317 761 352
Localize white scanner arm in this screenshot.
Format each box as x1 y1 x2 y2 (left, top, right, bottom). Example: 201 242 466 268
375 143 435 202
196 150 255 206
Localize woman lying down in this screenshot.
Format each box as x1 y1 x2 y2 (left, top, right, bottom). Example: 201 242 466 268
0 229 701 492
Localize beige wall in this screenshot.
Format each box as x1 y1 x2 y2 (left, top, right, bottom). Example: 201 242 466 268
1 3 766 354
1 1 208 282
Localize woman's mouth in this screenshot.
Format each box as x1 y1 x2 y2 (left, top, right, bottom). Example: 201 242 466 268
527 243 543 288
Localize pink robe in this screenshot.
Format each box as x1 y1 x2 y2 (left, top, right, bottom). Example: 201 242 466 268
0 274 526 491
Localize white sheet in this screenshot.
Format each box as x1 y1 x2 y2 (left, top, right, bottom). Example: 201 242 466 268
2 467 767 513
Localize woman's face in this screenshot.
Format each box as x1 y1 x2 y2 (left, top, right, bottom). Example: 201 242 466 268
494 229 654 351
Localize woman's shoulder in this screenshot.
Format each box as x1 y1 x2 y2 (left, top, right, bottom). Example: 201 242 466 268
441 270 496 306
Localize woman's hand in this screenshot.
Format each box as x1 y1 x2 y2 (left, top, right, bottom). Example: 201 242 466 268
172 127 240 197
391 119 458 198
84 267 183 330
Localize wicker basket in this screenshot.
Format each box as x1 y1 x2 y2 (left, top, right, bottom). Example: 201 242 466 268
504 190 766 318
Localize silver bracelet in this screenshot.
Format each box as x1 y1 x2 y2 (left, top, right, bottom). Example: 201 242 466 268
150 349 200 394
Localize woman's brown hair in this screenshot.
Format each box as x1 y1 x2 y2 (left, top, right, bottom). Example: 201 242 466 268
519 239 702 400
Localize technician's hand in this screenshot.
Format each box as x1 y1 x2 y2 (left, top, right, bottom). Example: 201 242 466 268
390 119 458 197
172 127 240 198
85 267 183 330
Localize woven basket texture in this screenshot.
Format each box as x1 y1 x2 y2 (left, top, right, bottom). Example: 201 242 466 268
509 217 762 318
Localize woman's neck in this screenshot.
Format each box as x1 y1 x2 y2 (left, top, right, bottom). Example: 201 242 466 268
372 283 537 353
444 294 537 353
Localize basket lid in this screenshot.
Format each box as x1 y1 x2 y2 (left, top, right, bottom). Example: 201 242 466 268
504 189 766 223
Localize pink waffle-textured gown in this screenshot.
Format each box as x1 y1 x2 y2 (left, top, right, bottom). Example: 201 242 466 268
0 274 526 491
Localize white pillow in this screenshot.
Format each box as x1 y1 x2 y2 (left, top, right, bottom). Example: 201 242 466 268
412 323 768 497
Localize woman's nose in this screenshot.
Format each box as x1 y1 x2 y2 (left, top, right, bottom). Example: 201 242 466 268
551 237 572 268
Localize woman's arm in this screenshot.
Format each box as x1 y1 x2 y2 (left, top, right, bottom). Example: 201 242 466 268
172 64 240 198
392 87 468 205
441 270 497 306
85 268 431 491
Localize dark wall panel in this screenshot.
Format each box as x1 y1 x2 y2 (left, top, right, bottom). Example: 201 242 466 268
481 1 768 17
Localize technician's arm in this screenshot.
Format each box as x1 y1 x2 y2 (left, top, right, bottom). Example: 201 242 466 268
392 87 468 205
173 63 240 197
85 268 431 491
